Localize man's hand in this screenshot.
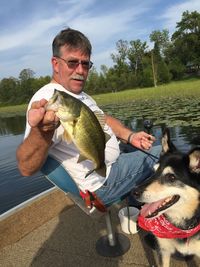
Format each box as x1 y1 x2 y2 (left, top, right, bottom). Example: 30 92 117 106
105 115 156 151
130 131 155 150
28 99 60 131
16 98 60 176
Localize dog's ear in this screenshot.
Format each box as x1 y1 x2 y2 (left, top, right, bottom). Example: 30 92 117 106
189 148 200 173
161 128 177 154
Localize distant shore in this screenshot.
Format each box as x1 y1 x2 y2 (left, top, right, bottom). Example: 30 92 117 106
1 78 200 117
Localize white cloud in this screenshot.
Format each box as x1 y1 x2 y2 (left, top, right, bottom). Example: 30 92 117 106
0 16 63 51
0 0 200 79
160 0 200 32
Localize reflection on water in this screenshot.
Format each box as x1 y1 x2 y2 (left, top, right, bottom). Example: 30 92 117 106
0 134 53 214
0 116 26 136
0 97 200 214
0 116 53 215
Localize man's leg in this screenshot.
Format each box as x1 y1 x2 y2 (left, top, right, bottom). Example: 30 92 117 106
95 145 161 205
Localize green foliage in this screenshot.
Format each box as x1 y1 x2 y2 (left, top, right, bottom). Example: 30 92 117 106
140 66 154 87
168 58 186 80
171 10 200 71
2 79 200 116
0 70 51 105
150 29 169 55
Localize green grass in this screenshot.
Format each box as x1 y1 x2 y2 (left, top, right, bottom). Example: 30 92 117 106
0 104 27 117
0 78 200 116
93 78 200 105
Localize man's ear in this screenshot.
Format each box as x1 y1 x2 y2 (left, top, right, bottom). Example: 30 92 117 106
52 57 59 73
161 128 177 154
189 148 200 173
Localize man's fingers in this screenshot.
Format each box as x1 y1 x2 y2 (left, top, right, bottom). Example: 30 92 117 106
142 133 155 142
28 107 46 127
31 99 47 109
140 134 155 150
38 122 60 132
43 110 56 123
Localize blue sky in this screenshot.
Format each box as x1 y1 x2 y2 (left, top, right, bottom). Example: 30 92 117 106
1 0 200 79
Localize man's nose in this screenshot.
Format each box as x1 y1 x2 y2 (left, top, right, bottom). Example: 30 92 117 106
75 63 85 74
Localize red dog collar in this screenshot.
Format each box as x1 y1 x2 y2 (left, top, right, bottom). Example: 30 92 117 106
138 214 200 239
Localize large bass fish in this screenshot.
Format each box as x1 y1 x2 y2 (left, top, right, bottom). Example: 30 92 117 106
46 90 109 177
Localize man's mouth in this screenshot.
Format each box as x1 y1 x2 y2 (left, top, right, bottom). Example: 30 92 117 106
71 75 84 81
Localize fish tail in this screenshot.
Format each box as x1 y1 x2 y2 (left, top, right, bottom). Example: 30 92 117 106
85 164 107 178
95 164 107 177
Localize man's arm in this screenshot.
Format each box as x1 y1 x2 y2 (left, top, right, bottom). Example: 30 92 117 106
16 99 59 176
105 115 155 150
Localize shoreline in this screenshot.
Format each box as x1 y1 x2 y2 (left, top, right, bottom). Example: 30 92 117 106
1 78 200 116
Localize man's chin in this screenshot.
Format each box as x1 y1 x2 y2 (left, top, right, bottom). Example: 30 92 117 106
67 87 83 94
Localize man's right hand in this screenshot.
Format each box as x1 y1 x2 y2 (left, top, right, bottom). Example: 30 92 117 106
28 99 60 131
16 98 60 176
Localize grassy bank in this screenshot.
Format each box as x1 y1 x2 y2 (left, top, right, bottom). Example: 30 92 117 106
0 104 27 117
93 78 200 105
0 78 200 116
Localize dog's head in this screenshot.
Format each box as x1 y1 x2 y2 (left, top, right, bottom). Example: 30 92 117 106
133 128 200 221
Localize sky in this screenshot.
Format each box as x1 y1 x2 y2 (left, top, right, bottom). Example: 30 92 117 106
1 0 200 80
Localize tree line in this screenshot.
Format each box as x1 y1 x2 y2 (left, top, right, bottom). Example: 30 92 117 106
0 10 200 106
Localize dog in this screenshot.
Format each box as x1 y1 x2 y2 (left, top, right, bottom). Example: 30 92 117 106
133 128 200 267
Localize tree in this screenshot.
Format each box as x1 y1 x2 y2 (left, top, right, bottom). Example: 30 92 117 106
85 67 100 94
110 40 131 90
128 39 148 76
150 29 170 85
0 77 18 104
111 40 129 76
168 58 186 80
19 68 35 82
17 68 36 103
173 10 200 38
111 40 129 65
150 29 169 56
171 11 200 72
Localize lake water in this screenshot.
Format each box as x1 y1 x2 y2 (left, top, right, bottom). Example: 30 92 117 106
0 116 53 215
1 97 200 215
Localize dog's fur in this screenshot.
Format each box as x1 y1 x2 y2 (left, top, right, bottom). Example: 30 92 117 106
133 129 200 267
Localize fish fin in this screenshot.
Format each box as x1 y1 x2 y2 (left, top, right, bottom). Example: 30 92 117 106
95 164 107 177
85 169 95 178
105 133 111 143
94 111 111 143
77 153 88 163
84 164 107 178
62 130 72 144
94 111 106 128
85 164 106 178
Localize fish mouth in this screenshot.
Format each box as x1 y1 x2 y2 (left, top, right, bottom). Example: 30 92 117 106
140 195 180 218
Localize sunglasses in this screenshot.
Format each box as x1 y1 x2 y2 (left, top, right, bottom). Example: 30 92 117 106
56 56 93 70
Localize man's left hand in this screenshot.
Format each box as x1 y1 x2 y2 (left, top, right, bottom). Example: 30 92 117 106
130 131 155 150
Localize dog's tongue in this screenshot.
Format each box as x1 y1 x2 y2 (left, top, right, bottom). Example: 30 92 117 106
140 199 165 217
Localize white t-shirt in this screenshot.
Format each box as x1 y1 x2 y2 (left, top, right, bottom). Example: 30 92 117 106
24 83 120 192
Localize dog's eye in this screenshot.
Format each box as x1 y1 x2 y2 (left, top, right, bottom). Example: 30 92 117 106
166 173 175 182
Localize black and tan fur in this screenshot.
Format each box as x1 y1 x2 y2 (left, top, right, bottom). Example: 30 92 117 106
134 129 200 267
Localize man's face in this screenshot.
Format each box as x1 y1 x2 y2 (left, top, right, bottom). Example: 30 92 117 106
52 46 91 94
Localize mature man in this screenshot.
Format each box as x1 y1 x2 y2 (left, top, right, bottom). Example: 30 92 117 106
17 28 161 206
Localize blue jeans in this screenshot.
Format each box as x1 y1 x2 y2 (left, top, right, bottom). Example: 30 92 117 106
95 145 162 205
